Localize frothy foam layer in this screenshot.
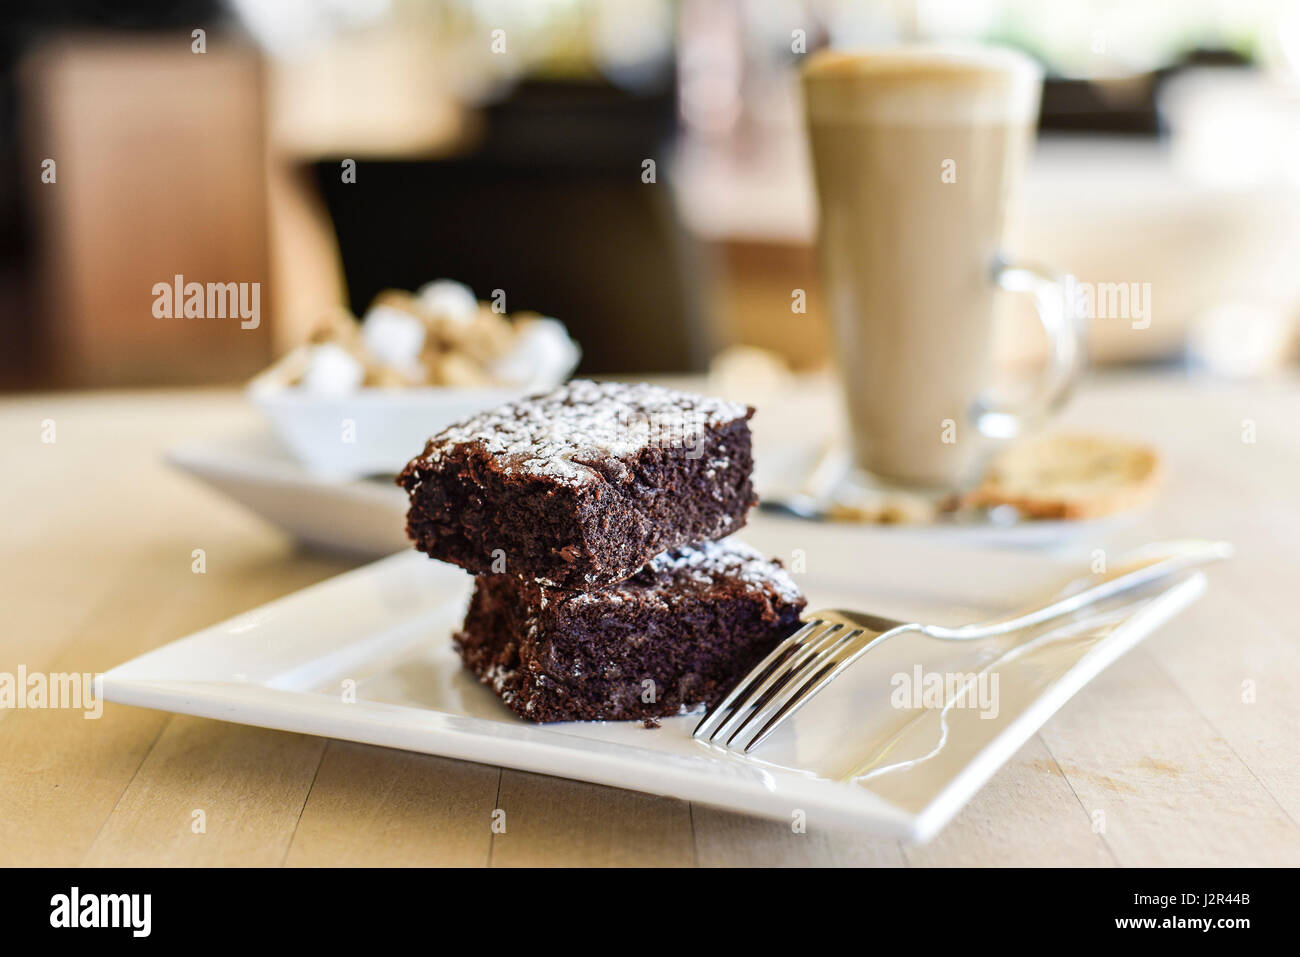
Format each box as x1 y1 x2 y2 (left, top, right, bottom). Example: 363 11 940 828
802 45 1042 127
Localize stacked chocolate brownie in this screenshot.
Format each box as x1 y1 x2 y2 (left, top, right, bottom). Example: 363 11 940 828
397 380 806 723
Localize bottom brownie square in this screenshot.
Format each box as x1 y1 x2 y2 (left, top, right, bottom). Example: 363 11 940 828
455 539 806 723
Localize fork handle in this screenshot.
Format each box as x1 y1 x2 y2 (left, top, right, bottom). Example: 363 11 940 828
922 539 1233 641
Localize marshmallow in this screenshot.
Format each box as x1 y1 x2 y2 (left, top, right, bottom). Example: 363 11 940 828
416 280 479 324
361 304 426 374
490 317 581 386
299 343 364 395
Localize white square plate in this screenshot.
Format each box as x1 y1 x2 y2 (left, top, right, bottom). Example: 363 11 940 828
101 520 1205 840
166 432 410 557
165 431 1126 560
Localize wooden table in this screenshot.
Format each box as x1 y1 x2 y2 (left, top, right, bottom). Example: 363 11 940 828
3 373 1298 866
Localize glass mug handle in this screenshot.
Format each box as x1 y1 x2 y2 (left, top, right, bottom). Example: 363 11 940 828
973 256 1085 440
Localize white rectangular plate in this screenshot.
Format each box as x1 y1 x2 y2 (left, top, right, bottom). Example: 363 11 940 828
166 432 409 557
101 520 1205 840
167 428 1127 559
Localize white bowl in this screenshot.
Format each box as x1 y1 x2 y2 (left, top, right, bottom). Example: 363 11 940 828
248 373 546 479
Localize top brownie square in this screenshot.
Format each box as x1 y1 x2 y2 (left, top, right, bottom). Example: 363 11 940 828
397 380 757 588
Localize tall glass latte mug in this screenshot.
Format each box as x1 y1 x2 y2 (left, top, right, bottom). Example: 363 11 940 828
802 46 1082 492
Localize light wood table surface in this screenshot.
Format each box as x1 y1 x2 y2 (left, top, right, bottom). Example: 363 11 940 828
2 372 1298 867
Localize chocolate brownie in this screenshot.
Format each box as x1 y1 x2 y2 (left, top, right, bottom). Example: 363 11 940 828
455 539 806 723
398 380 757 588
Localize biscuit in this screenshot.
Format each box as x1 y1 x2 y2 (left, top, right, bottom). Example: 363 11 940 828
967 433 1161 519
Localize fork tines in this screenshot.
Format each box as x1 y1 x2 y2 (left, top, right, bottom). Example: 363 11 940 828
693 618 868 753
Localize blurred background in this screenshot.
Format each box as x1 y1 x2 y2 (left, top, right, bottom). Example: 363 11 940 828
2 0 1299 390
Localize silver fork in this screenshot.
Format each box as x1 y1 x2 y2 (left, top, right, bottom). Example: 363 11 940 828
694 539 1233 754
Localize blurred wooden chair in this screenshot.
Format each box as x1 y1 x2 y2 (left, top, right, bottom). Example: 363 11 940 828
20 34 271 386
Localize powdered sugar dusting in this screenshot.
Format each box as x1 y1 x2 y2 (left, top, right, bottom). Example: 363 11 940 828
571 537 803 607
410 379 751 486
